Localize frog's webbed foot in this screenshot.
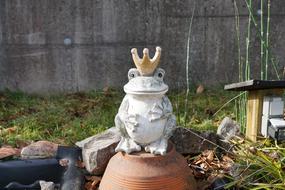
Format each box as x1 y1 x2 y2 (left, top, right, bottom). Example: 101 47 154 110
115 137 141 154
145 138 168 156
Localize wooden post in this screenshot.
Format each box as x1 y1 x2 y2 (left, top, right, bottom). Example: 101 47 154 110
246 91 263 142
246 89 284 142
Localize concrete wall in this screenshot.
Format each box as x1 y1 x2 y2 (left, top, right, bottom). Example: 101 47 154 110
0 0 284 94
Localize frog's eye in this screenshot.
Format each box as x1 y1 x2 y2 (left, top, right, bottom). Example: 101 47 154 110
154 68 165 81
128 68 140 80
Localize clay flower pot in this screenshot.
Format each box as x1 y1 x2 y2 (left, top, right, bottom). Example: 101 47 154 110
99 143 196 190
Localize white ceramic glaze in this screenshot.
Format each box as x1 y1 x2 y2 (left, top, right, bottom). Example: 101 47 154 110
115 47 176 155
115 68 176 155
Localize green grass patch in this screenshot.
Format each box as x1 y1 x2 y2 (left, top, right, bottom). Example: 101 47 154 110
0 89 238 147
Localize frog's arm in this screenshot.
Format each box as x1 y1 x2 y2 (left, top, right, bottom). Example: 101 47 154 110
115 95 141 153
115 95 129 138
162 96 176 139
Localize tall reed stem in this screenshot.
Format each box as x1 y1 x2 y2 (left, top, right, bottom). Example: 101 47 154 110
234 0 242 82
265 0 271 80
245 0 252 81
245 0 280 79
183 3 196 127
260 0 264 80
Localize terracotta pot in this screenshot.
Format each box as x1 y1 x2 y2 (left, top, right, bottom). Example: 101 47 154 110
99 144 196 190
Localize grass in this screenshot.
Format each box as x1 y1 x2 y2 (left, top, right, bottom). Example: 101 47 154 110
0 88 237 147
0 90 122 146
225 137 285 190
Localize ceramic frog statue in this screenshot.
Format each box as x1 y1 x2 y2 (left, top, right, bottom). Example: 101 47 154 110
115 47 176 155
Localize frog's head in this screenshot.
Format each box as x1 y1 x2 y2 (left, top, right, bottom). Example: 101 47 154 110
124 68 168 95
124 47 168 95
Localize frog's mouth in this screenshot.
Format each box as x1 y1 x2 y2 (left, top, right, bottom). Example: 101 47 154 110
123 77 169 95
124 88 169 95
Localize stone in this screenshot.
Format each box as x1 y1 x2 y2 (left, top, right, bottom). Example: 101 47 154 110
77 127 120 175
217 117 240 141
39 181 55 190
0 147 20 159
170 127 228 155
20 141 58 159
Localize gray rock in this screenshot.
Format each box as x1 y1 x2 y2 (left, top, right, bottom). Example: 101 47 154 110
170 127 229 155
217 117 240 141
77 127 120 175
39 181 55 190
21 141 58 159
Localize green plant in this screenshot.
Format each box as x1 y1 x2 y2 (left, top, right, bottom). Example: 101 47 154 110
226 138 285 189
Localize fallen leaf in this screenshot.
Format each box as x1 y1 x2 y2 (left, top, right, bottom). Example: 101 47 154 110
248 146 257 154
196 84 205 94
84 176 101 190
91 178 101 187
206 150 214 163
222 155 234 163
85 182 96 190
192 169 205 178
85 176 101 181
59 159 70 167
76 160 85 168
103 86 112 97
5 126 17 134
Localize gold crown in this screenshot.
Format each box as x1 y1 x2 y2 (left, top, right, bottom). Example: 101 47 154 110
131 46 161 76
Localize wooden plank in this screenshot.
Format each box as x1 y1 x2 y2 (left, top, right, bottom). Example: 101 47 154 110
225 80 285 91
245 89 284 142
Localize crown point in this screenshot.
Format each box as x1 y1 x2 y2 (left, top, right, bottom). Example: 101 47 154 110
131 48 137 54
143 48 149 55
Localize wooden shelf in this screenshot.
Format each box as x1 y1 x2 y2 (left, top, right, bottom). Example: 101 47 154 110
224 80 285 91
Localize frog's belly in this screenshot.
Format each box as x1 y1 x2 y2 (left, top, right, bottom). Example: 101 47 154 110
126 98 167 144
126 116 167 144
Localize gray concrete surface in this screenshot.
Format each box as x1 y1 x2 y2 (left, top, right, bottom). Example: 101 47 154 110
0 0 284 94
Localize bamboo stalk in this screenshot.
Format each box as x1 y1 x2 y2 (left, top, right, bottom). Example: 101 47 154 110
245 0 280 80
234 0 242 82
245 0 252 81
260 0 264 80
265 0 271 80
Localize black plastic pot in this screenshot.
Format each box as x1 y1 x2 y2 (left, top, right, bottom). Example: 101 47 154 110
0 146 83 190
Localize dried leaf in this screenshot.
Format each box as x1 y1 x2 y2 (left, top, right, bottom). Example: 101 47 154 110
196 84 205 94
76 160 85 168
85 175 101 182
59 159 69 167
200 163 208 170
248 146 257 154
206 150 214 163
91 179 101 187
222 155 234 163
192 168 205 178
85 176 101 190
103 86 112 97
85 182 96 190
5 126 17 134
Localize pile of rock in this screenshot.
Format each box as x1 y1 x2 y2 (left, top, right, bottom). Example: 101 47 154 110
77 123 236 176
